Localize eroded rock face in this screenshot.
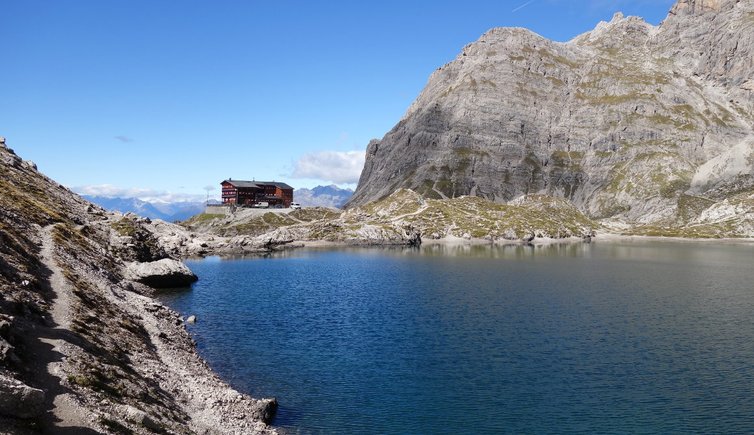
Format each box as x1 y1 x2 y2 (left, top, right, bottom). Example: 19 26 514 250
349 0 754 226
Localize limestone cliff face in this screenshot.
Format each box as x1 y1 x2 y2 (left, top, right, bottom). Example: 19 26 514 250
670 0 725 15
349 0 754 226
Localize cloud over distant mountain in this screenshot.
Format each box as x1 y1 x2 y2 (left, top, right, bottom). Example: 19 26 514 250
72 184 204 203
292 150 365 184
295 185 353 208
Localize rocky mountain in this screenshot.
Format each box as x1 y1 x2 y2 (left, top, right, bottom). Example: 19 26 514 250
82 196 210 222
349 0 754 233
0 138 277 433
294 185 353 208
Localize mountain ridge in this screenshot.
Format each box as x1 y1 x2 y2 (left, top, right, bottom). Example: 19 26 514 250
294 185 353 208
348 0 754 231
81 195 209 222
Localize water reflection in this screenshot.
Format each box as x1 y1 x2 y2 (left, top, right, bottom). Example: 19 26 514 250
166 239 754 434
201 239 754 266
418 241 593 259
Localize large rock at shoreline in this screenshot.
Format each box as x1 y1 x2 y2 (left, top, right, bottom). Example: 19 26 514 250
126 258 199 288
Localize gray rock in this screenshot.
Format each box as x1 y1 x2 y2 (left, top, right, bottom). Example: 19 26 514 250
186 315 197 324
122 404 161 430
125 258 198 288
0 374 45 419
348 0 754 227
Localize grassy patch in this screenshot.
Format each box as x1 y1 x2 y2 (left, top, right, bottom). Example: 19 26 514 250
111 218 138 237
575 90 656 105
361 190 598 240
182 213 224 225
676 194 715 224
290 208 341 222
0 177 66 225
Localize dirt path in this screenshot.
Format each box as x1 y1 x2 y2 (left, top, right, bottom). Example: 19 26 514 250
390 202 430 221
33 224 98 433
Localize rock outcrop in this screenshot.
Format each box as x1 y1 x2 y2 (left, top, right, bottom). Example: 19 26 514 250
348 0 754 233
125 258 199 288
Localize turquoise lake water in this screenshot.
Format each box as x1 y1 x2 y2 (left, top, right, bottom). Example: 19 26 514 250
159 241 754 434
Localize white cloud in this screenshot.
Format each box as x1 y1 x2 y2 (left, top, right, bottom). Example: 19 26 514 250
72 184 205 203
291 150 365 184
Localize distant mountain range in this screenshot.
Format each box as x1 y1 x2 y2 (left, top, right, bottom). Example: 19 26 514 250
294 185 353 208
82 196 209 222
82 185 354 221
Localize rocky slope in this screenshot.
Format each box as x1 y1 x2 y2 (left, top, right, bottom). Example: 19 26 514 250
0 139 277 433
187 189 597 244
349 0 754 234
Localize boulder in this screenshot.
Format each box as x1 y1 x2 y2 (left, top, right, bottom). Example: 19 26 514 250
121 404 161 430
0 374 45 418
125 259 198 289
405 225 422 246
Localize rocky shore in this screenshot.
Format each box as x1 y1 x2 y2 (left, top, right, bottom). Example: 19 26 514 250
0 141 277 434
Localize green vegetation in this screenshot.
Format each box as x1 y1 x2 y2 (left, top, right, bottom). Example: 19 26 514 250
111 218 138 237
575 90 656 105
453 147 489 158
360 189 424 217
66 365 124 398
0 175 66 225
625 222 742 239
676 194 716 224
182 213 225 225
290 207 341 222
531 47 580 68
185 207 344 237
351 190 598 241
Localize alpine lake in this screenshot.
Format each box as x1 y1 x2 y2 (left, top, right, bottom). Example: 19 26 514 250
159 240 754 434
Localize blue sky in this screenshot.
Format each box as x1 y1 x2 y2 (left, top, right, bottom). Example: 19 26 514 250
2 0 675 201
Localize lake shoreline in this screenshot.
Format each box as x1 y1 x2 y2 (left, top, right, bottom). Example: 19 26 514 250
296 232 754 250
